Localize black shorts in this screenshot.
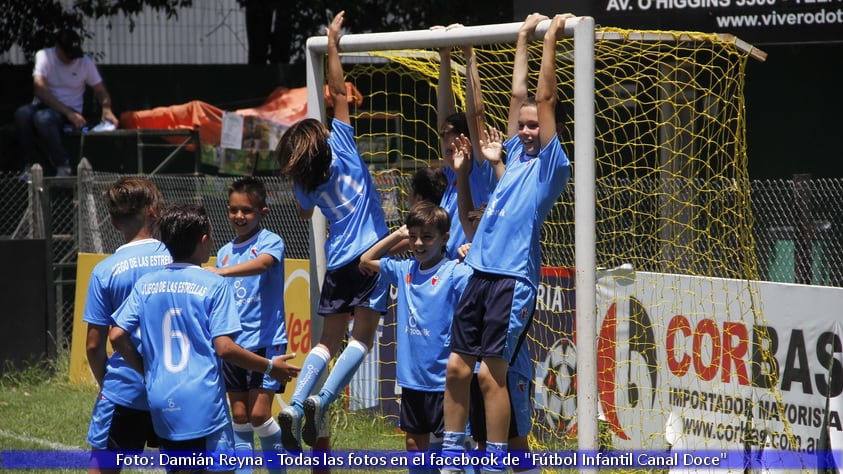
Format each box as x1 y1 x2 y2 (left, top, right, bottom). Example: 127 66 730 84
222 346 286 393
88 400 158 451
318 255 381 315
451 272 515 359
399 388 445 437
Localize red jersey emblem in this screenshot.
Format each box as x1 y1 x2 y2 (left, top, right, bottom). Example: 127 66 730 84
431 275 439 286
222 255 229 266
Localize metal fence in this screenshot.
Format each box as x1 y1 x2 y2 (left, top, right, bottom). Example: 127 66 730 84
1 168 840 352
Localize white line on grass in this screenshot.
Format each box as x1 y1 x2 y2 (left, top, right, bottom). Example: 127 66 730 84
0 429 82 450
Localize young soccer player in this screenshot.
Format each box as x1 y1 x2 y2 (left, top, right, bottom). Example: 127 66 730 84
109 204 299 473
84 177 172 474
436 38 500 260
274 11 389 450
360 200 473 464
440 13 574 472
206 177 287 473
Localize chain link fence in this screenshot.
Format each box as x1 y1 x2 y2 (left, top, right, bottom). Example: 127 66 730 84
0 169 840 353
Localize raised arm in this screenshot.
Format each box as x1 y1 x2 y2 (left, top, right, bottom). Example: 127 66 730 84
437 46 456 159
462 45 486 167
508 13 548 138
537 14 573 147
327 11 349 124
452 134 476 238
360 225 410 274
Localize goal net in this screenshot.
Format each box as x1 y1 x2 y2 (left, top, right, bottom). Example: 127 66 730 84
306 18 804 466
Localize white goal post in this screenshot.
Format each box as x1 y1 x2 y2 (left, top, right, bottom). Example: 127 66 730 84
303 15 602 456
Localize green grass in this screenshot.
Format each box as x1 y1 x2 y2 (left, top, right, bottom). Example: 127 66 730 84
0 354 404 473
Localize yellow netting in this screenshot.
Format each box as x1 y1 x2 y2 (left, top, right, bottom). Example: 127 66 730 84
339 27 796 465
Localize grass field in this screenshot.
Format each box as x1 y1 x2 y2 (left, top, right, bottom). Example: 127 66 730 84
0 354 406 473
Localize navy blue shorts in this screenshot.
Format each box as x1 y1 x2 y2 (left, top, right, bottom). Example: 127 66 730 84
399 388 445 437
87 395 158 450
451 271 536 362
318 255 383 315
222 345 287 393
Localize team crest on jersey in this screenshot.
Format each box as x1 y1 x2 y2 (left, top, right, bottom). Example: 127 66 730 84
250 247 258 258
222 255 229 265
431 275 439 286
405 274 412 284
520 307 528 319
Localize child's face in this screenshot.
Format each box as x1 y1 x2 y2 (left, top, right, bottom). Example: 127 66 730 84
517 105 540 156
407 224 448 270
440 130 458 168
227 192 267 242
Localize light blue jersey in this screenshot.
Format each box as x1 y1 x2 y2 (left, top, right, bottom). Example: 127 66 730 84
441 160 497 260
82 239 172 410
215 228 287 350
295 119 388 270
379 257 473 391
113 263 241 441
466 136 570 287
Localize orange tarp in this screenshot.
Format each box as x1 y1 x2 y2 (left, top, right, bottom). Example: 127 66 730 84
119 83 364 147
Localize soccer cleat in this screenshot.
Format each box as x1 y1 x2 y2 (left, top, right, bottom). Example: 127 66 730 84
302 395 328 447
278 406 302 452
56 165 72 177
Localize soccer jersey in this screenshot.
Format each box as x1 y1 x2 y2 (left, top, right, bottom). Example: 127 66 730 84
215 228 287 350
466 136 570 287
378 257 473 391
82 239 172 410
32 48 103 113
295 119 388 270
440 159 497 260
112 263 241 441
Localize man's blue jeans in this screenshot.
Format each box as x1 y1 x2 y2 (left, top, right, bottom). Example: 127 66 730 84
14 103 71 169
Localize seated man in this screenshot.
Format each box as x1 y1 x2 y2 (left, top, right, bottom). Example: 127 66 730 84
14 28 118 180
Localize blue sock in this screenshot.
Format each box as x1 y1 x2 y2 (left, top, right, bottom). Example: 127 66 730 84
290 346 330 411
231 422 254 474
441 431 466 451
318 340 368 406
254 418 285 474
482 441 509 473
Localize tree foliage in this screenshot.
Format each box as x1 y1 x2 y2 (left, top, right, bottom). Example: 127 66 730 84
2 0 512 63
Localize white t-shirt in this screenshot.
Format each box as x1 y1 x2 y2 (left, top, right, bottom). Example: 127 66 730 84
32 47 103 113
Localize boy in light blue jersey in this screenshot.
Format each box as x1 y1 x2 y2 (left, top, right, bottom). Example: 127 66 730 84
207 177 287 474
441 13 574 473
109 205 299 472
274 11 389 451
84 177 172 474
360 201 472 465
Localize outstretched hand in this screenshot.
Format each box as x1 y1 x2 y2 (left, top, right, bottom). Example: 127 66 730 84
479 125 504 166
328 10 345 46
451 134 472 175
269 353 300 384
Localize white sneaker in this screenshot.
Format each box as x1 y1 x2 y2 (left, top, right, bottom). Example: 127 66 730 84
56 165 72 177
278 406 302 452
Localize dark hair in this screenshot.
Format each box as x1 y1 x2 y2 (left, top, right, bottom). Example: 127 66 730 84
440 112 469 140
158 204 211 260
275 118 332 193
411 167 447 205
229 176 267 208
103 177 163 227
405 201 450 236
56 29 83 59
